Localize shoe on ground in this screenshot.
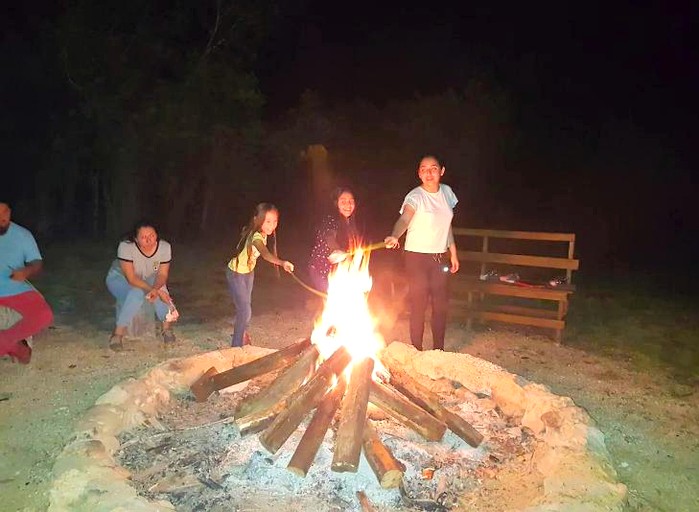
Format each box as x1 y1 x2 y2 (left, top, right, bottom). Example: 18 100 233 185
11 340 32 364
109 334 124 352
163 330 176 344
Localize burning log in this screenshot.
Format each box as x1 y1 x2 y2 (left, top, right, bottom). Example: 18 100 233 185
237 407 279 438
386 366 484 447
190 338 312 402
369 381 446 441
235 344 320 418
362 419 404 488
259 347 351 454
287 375 347 477
331 357 375 473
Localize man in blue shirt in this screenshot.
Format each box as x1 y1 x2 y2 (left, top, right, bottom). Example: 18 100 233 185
0 201 53 363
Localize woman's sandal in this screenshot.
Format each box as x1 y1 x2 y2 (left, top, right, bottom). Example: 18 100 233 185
162 330 176 345
108 334 124 352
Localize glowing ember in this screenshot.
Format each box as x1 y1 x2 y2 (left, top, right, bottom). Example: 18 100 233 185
310 248 387 379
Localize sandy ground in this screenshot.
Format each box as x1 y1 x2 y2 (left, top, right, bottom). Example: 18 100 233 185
1 288 698 511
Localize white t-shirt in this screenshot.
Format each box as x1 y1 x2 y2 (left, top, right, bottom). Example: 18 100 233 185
110 240 172 280
400 184 458 253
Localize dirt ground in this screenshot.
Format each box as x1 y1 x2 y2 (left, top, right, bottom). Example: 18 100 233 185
1 288 698 511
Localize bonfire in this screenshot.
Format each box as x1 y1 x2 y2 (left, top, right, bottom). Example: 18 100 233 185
191 247 483 489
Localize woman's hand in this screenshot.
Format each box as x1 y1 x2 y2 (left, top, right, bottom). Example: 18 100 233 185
449 253 460 274
282 261 295 273
328 250 347 264
384 236 400 249
145 289 158 302
157 288 172 304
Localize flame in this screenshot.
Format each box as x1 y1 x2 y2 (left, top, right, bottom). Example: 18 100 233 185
311 248 387 381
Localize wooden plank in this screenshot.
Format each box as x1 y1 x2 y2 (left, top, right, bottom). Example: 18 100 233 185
453 281 573 300
458 250 579 270
469 310 565 330
452 228 575 242
452 302 560 320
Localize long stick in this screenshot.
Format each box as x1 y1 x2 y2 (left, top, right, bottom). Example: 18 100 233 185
287 375 347 477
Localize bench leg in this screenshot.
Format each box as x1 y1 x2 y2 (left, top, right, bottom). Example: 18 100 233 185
555 299 568 345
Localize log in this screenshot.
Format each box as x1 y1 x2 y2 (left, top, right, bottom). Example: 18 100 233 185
237 407 279 438
388 366 483 447
369 381 446 441
357 490 378 512
287 375 347 477
235 344 320 418
362 420 404 488
332 357 374 473
259 347 351 454
190 366 219 403
190 338 311 402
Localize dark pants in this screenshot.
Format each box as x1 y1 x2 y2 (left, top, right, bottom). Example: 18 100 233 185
404 251 449 351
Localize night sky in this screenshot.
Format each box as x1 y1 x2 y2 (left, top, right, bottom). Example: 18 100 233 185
2 1 696 271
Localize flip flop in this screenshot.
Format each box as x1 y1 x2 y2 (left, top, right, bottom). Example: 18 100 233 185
109 335 124 352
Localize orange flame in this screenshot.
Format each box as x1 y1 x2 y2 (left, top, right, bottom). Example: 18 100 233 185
311 248 387 381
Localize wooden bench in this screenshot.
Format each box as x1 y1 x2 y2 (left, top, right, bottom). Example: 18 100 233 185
452 228 579 343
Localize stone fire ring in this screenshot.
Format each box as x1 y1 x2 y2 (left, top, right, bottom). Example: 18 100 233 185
47 342 627 512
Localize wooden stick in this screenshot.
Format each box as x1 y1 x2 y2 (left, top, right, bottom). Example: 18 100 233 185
356 490 378 512
362 420 404 488
235 344 320 418
369 380 446 441
387 366 483 447
287 375 347 477
190 338 312 402
259 347 351 454
332 357 374 473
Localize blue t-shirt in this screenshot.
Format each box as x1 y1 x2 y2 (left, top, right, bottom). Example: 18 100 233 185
0 222 42 297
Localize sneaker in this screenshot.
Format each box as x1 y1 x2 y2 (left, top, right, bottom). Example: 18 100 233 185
108 334 124 352
12 340 32 364
162 330 176 344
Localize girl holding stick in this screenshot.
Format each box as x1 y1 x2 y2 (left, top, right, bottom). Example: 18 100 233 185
226 203 294 347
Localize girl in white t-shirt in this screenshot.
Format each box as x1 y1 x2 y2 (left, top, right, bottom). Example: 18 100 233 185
384 155 460 351
226 203 295 347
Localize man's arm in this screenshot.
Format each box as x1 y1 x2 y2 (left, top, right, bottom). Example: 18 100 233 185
10 260 43 282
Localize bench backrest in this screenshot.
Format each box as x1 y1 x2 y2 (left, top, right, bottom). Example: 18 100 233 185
453 228 579 283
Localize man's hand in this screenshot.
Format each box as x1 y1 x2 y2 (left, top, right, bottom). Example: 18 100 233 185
10 268 30 282
282 261 295 273
145 289 158 303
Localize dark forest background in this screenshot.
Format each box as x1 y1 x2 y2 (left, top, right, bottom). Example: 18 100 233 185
2 1 696 275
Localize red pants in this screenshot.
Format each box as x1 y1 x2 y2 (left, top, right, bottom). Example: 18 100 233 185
0 291 54 363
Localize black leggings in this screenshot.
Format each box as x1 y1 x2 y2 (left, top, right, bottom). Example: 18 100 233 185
404 251 449 351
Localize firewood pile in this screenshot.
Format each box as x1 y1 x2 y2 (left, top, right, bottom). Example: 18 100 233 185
189 337 484 489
